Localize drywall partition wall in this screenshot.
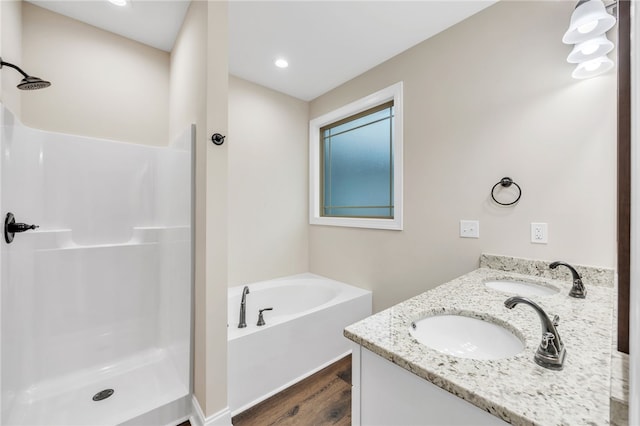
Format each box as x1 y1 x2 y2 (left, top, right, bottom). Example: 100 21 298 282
20 2 170 146
228 76 309 286
0 0 22 116
204 1 229 416
170 0 229 419
170 0 209 415
308 1 617 312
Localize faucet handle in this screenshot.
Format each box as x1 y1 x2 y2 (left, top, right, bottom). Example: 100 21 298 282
552 315 560 327
541 332 554 348
257 307 273 326
540 332 560 356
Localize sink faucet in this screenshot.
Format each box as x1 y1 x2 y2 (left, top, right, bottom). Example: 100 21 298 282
504 296 566 370
549 261 586 298
238 286 250 328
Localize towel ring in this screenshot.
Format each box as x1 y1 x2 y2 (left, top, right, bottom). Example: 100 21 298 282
491 177 522 206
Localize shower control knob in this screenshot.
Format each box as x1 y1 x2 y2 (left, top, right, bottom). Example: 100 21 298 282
4 212 39 244
10 222 38 232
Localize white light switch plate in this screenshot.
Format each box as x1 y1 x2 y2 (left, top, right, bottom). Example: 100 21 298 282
531 222 548 244
460 220 479 238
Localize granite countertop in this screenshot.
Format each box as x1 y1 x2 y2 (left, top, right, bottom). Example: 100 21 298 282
344 255 615 426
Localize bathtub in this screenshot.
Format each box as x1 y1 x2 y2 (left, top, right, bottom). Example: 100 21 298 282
227 273 372 415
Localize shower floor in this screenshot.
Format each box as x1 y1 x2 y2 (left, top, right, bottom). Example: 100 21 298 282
5 348 188 426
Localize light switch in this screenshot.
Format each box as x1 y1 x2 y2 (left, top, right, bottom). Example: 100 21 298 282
460 220 479 238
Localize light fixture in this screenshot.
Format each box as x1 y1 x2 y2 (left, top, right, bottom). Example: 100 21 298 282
563 0 616 79
108 0 128 6
274 58 289 69
567 34 614 63
563 0 616 44
571 56 614 79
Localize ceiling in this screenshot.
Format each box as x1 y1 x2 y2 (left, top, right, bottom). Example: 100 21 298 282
26 0 497 101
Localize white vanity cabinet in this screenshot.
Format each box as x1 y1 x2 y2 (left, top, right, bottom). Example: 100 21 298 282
350 343 507 426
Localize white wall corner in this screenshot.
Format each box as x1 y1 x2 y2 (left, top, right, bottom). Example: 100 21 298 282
191 396 232 426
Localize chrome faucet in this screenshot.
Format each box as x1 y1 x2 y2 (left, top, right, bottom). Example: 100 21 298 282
550 261 586 298
238 286 250 328
257 307 273 326
504 296 566 371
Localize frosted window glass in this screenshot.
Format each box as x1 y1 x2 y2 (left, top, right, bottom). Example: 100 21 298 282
321 104 393 218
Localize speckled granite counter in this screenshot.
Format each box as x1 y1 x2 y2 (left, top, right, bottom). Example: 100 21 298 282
344 255 615 426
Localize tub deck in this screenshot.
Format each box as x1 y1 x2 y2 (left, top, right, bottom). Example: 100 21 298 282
227 273 371 415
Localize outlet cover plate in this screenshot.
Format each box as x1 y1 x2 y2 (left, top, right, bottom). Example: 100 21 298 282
460 220 479 238
531 222 548 244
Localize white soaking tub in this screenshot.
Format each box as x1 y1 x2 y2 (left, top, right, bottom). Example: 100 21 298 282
227 273 372 416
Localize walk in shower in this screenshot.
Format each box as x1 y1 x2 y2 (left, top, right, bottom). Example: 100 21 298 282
0 105 193 425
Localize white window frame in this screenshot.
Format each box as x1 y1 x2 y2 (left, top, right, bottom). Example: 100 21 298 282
309 82 403 230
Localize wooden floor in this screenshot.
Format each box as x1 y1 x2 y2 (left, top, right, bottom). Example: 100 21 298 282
232 355 352 426
176 355 351 426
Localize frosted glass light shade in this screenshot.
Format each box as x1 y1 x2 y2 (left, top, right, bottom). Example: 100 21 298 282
563 0 616 44
567 34 614 63
571 55 614 79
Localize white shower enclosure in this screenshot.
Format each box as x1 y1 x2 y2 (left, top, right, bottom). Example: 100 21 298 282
0 105 193 426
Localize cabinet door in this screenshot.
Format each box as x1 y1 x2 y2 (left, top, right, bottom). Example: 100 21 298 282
357 347 506 426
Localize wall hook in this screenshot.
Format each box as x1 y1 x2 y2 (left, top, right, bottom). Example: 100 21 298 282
211 133 226 146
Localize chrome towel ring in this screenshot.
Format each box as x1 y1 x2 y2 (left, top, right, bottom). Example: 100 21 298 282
491 177 522 206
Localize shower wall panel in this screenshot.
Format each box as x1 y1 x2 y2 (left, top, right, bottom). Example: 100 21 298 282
0 105 192 425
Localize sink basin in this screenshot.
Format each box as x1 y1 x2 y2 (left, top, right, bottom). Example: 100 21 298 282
409 314 523 360
485 280 558 297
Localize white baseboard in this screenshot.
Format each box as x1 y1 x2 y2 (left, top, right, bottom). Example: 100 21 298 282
191 395 232 426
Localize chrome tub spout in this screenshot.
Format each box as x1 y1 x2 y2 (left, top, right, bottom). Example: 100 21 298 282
238 286 250 328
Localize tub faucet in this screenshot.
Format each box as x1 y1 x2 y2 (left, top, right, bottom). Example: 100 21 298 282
238 286 250 328
549 261 586 298
257 307 273 326
504 296 566 371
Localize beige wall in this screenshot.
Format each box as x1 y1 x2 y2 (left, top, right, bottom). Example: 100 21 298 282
0 0 22 115
170 0 228 417
21 2 169 146
204 0 229 416
228 76 309 285
309 1 617 312
170 0 208 412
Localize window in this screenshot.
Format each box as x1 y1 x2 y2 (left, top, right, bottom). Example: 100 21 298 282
309 82 403 230
321 102 394 218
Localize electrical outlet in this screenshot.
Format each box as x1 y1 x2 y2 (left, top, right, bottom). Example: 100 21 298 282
531 222 548 244
460 220 479 238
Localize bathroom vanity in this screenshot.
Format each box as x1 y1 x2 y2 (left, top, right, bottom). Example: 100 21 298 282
345 254 615 425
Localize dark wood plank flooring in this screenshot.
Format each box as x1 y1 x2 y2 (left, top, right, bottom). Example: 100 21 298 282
232 355 352 426
176 355 351 426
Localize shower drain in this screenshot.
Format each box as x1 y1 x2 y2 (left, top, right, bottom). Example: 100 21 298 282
92 389 114 402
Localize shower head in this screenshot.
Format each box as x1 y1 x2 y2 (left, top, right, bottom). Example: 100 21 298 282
0 57 51 90
17 76 51 91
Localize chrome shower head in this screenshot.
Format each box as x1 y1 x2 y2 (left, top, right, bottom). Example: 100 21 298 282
0 57 51 90
17 76 51 91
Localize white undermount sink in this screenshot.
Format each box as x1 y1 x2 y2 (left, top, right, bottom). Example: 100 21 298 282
409 314 523 360
484 279 558 297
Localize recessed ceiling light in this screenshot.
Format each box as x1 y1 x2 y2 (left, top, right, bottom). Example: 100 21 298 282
275 58 289 69
108 0 128 6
